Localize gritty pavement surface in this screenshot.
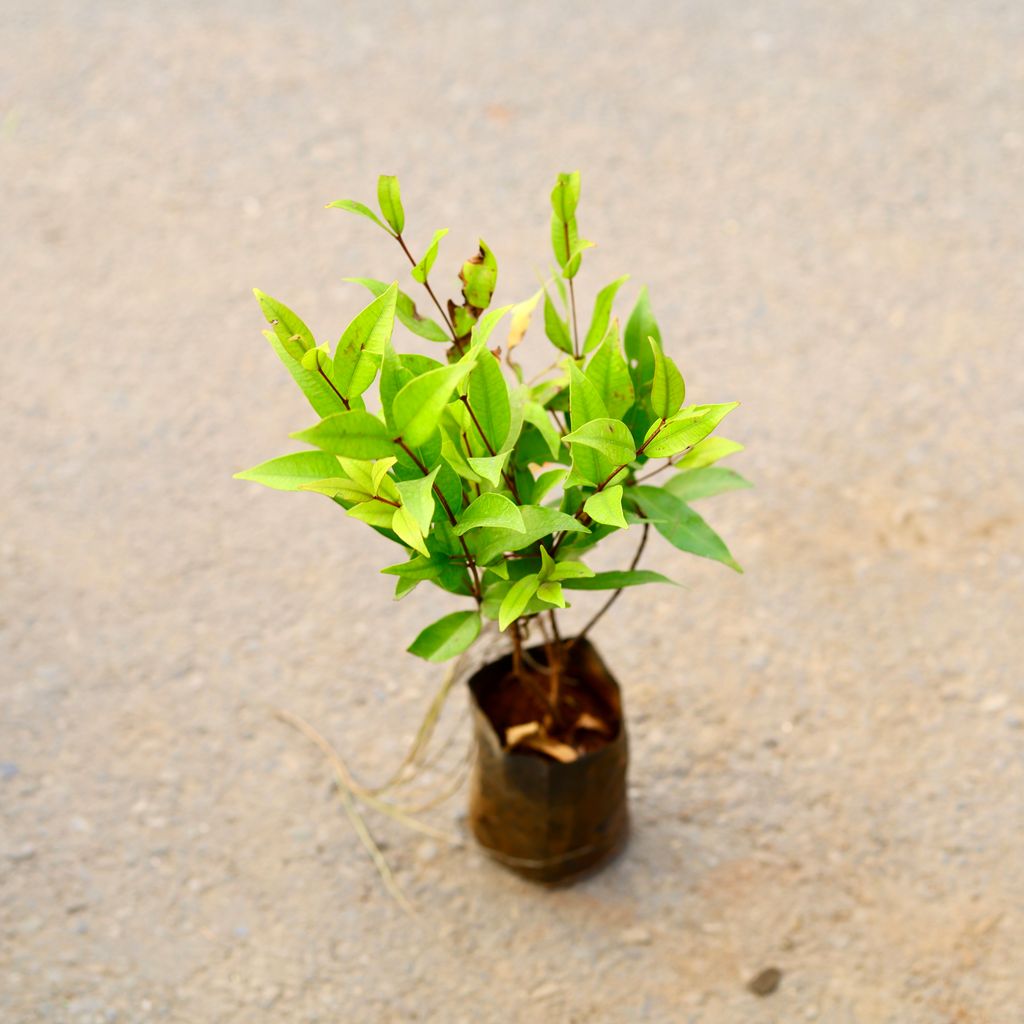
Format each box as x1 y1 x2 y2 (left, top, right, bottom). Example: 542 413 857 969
2 2 1023 1022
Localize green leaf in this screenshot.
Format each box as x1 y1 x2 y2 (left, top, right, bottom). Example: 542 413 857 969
461 240 498 309
550 171 581 222
396 469 438 533
676 436 745 470
559 239 594 277
391 503 429 556
263 330 347 417
454 492 525 535
347 498 397 529
543 290 573 354
564 418 636 466
631 485 742 572
466 450 510 487
234 451 341 491
649 336 685 419
411 228 448 284
469 304 512 353
561 569 676 591
623 287 661 395
531 467 567 503
472 505 588 565
466 349 511 453
292 410 398 460
536 580 566 607
326 199 392 236
584 485 628 528
522 401 562 459
332 283 397 398
407 610 482 662
568 359 608 428
393 362 473 447
254 289 315 354
585 322 634 418
547 558 594 581
376 174 405 235
499 574 541 630
346 278 450 343
301 477 373 503
665 467 751 502
583 275 629 353
642 403 739 459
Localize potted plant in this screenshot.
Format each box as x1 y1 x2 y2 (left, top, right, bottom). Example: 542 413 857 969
237 173 747 883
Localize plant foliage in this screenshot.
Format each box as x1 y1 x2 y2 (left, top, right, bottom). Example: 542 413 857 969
238 174 748 664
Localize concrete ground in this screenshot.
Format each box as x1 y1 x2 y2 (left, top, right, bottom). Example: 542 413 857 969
2 2 1022 1021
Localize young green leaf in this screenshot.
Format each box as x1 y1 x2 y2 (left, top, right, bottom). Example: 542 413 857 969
333 284 398 398
536 580 566 607
665 467 752 502
407 610 482 662
393 362 473 447
263 330 347 417
455 492 525 535
559 238 595 277
560 569 676 590
391 503 429 556
234 451 342 491
472 505 589 565
522 401 562 459
301 477 374 504
411 228 448 284
347 498 398 529
585 322 634 418
583 275 629 353
254 289 315 354
550 171 581 222
642 402 739 459
498 574 541 630
564 418 636 466
584 484 628 528
543 290 574 354
547 559 594 581
396 468 439 533
326 199 392 235
649 336 685 419
623 286 661 393
531 467 567 503
631 485 742 572
376 174 405 235
466 349 511 452
466 451 510 488
675 436 745 470
346 278 450 343
292 410 398 460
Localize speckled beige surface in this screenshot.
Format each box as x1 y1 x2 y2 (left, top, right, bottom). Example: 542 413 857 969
2 2 1023 1022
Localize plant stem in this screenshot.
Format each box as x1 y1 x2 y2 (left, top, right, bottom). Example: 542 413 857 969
315 363 351 410
547 611 565 722
570 521 650 649
459 395 521 502
551 418 667 555
394 437 482 603
394 232 459 341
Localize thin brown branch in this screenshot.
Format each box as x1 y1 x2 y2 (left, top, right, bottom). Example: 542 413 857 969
395 233 458 339
394 436 482 603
